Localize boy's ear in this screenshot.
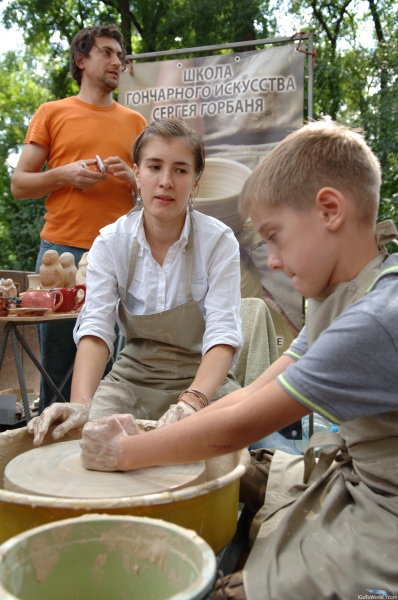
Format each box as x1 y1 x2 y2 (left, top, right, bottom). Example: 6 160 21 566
315 187 345 231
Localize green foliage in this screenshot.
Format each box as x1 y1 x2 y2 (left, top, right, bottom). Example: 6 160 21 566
0 50 52 270
291 0 398 226
0 0 397 271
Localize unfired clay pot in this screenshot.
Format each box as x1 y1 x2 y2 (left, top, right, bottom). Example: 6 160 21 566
27 274 41 290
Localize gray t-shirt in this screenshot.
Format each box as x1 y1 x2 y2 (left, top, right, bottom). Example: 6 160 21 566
278 253 398 424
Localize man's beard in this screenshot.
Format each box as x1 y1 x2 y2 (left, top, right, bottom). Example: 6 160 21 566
99 74 119 92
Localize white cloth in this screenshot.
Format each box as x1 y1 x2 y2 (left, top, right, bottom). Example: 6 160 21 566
74 208 243 363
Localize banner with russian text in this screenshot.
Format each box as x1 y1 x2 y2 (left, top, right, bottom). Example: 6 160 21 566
119 44 304 170
119 44 304 361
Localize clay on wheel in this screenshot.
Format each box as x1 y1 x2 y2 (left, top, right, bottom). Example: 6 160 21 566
4 440 206 499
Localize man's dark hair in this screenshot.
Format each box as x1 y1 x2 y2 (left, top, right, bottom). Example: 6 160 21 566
70 25 125 86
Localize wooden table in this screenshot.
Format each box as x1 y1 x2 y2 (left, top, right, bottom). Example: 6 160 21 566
0 312 78 422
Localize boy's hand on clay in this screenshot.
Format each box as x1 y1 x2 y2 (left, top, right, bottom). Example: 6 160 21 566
27 403 89 446
155 402 196 428
80 413 141 471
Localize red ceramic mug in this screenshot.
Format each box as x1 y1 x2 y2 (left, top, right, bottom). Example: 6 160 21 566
21 290 63 311
50 285 86 313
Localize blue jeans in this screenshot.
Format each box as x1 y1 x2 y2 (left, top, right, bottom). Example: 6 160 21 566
35 240 88 413
249 431 302 455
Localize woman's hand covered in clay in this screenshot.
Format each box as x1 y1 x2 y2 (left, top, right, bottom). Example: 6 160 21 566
155 402 196 428
27 403 89 446
80 414 141 471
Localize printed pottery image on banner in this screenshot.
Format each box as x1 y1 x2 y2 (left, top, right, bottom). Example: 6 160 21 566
194 158 252 234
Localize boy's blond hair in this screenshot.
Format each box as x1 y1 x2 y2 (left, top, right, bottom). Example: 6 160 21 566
240 121 381 225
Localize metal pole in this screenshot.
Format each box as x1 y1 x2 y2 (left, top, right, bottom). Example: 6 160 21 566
307 33 314 121
10 325 32 422
14 326 67 405
126 34 313 61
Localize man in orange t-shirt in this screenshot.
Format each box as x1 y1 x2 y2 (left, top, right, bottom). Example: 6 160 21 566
11 25 146 412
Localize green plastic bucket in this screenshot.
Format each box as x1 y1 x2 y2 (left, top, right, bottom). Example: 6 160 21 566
0 514 216 600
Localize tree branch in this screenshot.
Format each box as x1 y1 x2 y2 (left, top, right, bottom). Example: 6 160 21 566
368 0 384 43
311 0 334 46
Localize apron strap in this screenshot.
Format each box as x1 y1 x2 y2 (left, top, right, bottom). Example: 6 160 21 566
124 237 139 303
124 215 195 303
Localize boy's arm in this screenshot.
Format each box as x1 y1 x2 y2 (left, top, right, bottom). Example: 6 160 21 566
11 143 106 199
198 353 296 415
81 372 310 472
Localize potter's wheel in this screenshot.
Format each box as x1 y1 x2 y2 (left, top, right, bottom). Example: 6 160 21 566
4 440 206 499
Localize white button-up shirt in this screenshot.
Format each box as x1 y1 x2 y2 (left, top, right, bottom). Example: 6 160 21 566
74 209 243 364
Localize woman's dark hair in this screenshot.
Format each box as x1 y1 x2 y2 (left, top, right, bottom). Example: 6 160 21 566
70 25 125 87
132 119 205 178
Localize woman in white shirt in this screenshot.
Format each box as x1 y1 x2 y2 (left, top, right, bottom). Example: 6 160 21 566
28 118 242 444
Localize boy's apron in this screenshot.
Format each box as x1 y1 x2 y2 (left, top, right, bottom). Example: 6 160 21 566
244 221 398 599
90 220 239 422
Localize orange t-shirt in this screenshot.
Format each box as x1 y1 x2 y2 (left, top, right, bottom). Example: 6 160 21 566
25 96 146 248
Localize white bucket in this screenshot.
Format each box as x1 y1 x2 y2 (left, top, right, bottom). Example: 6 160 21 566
0 514 216 600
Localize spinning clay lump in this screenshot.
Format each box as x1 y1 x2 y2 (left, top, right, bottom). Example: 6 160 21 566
4 441 206 499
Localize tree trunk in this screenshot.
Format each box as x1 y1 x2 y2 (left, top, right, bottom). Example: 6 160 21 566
118 0 132 55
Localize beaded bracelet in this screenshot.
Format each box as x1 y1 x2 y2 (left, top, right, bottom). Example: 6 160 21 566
178 396 199 412
178 387 209 410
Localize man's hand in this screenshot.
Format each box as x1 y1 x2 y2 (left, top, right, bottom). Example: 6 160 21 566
64 159 107 190
27 402 89 446
11 142 108 199
103 156 138 193
80 414 141 471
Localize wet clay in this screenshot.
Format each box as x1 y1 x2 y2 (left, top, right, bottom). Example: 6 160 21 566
4 440 206 499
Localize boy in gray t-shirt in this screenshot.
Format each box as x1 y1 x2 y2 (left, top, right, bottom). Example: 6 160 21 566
281 256 398 423
52 122 398 598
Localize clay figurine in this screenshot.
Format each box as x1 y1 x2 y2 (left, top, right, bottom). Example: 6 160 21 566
60 252 77 288
0 278 17 297
76 252 88 286
39 250 65 289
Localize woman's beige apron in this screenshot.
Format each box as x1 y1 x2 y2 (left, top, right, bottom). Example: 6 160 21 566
244 221 398 599
90 220 240 422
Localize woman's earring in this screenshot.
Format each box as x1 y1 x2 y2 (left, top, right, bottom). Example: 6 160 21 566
189 196 194 212
135 193 143 209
